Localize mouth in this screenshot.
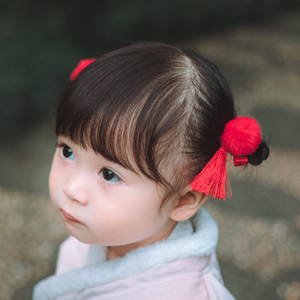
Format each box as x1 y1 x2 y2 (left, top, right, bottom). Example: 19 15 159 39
61 209 83 225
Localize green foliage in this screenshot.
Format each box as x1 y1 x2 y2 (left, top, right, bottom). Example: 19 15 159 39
0 0 299 138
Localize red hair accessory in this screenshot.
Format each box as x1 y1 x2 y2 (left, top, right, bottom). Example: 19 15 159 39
190 117 261 199
233 156 248 167
70 58 96 81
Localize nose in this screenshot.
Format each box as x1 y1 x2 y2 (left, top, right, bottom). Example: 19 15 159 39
62 171 89 206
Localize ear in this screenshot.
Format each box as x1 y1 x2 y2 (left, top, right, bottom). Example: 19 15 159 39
170 187 209 222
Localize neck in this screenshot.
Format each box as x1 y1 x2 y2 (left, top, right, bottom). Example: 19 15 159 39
106 220 177 261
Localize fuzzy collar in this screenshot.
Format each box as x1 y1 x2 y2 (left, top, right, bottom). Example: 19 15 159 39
33 207 218 300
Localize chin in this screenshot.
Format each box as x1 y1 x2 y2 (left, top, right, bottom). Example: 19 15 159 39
68 232 93 244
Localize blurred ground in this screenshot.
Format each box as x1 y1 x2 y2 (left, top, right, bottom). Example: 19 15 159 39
0 11 300 300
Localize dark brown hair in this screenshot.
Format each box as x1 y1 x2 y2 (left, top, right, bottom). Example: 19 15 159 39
55 42 267 203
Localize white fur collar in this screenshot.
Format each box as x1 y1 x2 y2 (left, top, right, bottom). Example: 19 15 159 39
33 207 218 299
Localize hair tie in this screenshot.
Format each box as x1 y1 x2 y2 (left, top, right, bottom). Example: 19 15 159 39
190 116 261 199
70 58 96 81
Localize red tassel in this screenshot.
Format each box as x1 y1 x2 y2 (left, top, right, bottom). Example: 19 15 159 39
190 117 261 199
190 147 231 199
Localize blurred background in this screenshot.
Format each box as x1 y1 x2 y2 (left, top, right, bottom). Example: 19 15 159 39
0 1 300 299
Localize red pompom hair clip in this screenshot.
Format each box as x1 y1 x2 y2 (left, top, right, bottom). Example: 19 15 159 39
190 117 262 199
70 58 96 81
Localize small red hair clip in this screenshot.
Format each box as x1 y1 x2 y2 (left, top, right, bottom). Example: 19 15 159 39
70 58 96 81
233 156 248 167
190 117 261 199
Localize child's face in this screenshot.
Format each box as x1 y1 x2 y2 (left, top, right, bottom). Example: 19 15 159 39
49 136 177 250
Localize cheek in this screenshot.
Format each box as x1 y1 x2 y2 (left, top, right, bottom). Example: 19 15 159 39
94 188 164 240
48 160 62 202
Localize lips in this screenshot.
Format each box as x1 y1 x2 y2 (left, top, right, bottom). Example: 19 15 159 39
61 209 83 225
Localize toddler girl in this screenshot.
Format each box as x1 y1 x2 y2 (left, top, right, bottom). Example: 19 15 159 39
33 42 269 299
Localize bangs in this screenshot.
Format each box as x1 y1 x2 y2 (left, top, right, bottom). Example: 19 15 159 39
56 44 190 186
56 83 140 173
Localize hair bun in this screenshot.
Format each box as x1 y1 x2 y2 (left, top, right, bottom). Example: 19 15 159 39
247 140 270 166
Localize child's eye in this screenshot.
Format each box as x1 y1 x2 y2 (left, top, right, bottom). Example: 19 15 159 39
62 145 74 160
100 168 121 183
57 143 74 160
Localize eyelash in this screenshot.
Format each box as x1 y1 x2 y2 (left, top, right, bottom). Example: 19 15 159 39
56 142 65 148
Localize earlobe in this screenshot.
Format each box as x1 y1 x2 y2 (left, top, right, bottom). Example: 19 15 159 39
170 189 209 222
